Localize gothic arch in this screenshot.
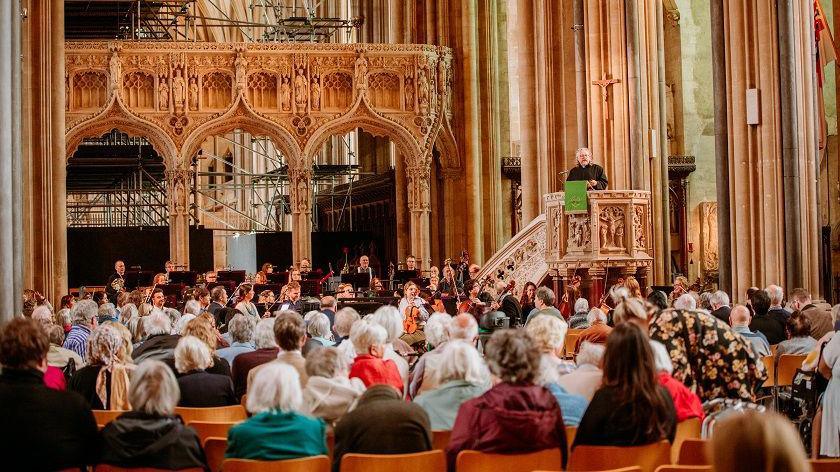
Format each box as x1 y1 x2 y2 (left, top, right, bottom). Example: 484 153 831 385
65 95 178 169
303 96 422 168
179 95 301 165
434 124 460 170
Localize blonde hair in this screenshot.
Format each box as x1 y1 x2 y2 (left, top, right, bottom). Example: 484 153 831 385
711 410 809 472
174 335 213 373
525 314 568 352
182 317 217 353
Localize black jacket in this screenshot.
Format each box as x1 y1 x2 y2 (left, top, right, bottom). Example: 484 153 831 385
711 306 731 325
333 385 432 472
207 301 225 326
100 411 207 470
749 314 787 345
133 334 181 364
69 364 110 410
574 385 676 447
0 368 99 471
567 163 608 190
177 370 236 407
499 294 523 327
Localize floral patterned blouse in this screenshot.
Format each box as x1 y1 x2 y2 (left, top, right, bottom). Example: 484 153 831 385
648 308 767 402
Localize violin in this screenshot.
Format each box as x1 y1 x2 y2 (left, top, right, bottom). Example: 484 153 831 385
403 299 422 334
458 276 491 317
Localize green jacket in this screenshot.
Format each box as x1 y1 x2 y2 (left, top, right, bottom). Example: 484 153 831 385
225 410 327 461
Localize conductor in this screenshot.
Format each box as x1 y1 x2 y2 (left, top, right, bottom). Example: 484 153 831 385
566 147 608 190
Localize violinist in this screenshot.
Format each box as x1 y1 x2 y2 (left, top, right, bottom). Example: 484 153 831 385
398 281 430 327
458 279 488 318
257 290 276 317
439 265 463 296
489 280 522 327
427 274 440 294
261 262 274 275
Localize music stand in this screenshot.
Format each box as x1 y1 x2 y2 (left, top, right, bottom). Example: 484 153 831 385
160 283 185 307
217 270 247 284
124 270 154 290
254 284 282 296
341 272 371 290
394 269 420 283
168 271 197 286
300 280 323 297
267 272 289 285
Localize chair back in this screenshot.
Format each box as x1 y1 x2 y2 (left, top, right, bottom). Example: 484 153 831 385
93 410 126 428
176 405 247 423
221 455 330 472
432 430 451 451
568 441 670 472
776 354 807 388
187 421 239 444
677 439 708 466
810 458 840 472
565 426 577 454
769 344 779 356
456 448 564 472
203 437 229 472
760 356 775 388
94 467 203 472
564 333 580 358
654 466 712 472
339 450 445 472
671 418 702 463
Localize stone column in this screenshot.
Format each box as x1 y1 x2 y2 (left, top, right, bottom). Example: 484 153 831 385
406 160 432 268
516 0 540 224
166 168 192 268
440 169 461 258
0 0 23 319
394 148 409 260
288 166 313 263
461 0 484 262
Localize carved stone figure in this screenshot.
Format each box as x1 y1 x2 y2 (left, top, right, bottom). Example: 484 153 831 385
158 79 169 111
108 51 122 94
633 205 646 248
567 215 591 252
172 70 186 113
188 77 199 111
235 53 247 93
552 209 562 252
354 51 368 92
294 68 308 113
310 75 321 110
280 76 291 111
418 68 430 115
598 206 626 250
404 76 415 110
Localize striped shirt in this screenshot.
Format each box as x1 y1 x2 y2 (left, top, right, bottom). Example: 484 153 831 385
63 324 91 360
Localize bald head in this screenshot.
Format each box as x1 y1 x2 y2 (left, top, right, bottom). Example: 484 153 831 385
730 305 751 327
448 313 478 342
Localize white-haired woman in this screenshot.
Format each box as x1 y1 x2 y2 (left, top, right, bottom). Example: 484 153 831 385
132 312 180 365
226 363 328 461
100 360 207 469
217 313 256 366
567 298 591 330
171 313 196 336
303 347 365 427
408 312 451 398
557 341 604 401
367 306 410 385
414 340 489 429
306 311 335 347
333 307 360 366
174 336 236 407
232 317 278 399
68 323 134 410
348 319 404 394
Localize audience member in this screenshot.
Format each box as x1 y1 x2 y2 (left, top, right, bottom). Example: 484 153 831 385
333 384 432 472
408 312 452 397
575 308 611 351
647 290 669 312
100 360 207 469
248 311 308 392
171 313 196 336
574 323 676 447
133 312 179 364
414 341 489 430
0 318 99 471
774 312 816 364
334 307 361 365
709 290 731 325
348 319 403 394
790 288 834 340
712 410 810 472
216 313 256 366
306 311 335 347
447 329 568 470
649 307 766 401
765 284 791 323
232 317 278 399
731 305 771 358
819 330 840 457
651 336 703 422
174 336 235 407
97 303 119 325
303 347 365 427
367 306 410 383
183 316 231 376
31 305 54 329
227 363 328 461
567 298 591 330
557 341 604 401
673 293 696 311
749 289 786 345
63 299 99 359
46 323 84 370
68 324 134 410
524 287 563 325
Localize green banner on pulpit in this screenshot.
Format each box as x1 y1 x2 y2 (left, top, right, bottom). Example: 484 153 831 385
565 180 588 214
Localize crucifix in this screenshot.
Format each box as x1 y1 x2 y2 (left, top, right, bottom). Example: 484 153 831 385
592 73 620 104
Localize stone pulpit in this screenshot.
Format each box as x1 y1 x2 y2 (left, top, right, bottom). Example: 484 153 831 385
544 190 654 308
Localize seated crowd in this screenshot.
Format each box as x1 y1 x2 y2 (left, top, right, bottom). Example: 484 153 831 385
2 281 838 471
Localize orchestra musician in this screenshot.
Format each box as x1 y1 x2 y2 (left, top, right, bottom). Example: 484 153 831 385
280 281 302 313
357 255 376 278
207 287 227 325
467 265 493 304
289 267 302 282
153 273 167 286
105 260 126 305
519 282 537 316
254 271 268 285
258 290 276 318
458 279 488 318
261 262 274 275
489 280 522 327
234 284 259 318
439 265 463 296
405 255 419 274
398 281 430 326
164 260 175 282
368 277 385 295
195 288 211 314
335 283 354 299
299 258 322 279
150 288 166 311
427 274 440 294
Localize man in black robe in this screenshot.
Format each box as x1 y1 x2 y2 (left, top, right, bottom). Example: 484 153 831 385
105 260 126 305
566 147 608 190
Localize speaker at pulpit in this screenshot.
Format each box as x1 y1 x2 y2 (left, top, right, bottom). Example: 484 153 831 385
544 190 654 308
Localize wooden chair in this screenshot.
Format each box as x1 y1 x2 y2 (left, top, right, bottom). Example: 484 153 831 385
567 441 671 472
456 449 564 472
339 450 446 472
203 437 228 472
94 467 203 472
564 333 581 358
769 344 779 356
221 455 330 472
810 458 840 472
776 354 807 388
186 421 239 444
654 466 712 472
671 418 702 463
565 426 577 454
432 430 451 451
533 468 641 472
176 405 247 423
92 410 126 428
676 439 708 466
760 355 775 389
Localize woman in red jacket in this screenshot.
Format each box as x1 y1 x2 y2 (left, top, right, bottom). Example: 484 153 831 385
348 319 404 395
446 329 567 470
